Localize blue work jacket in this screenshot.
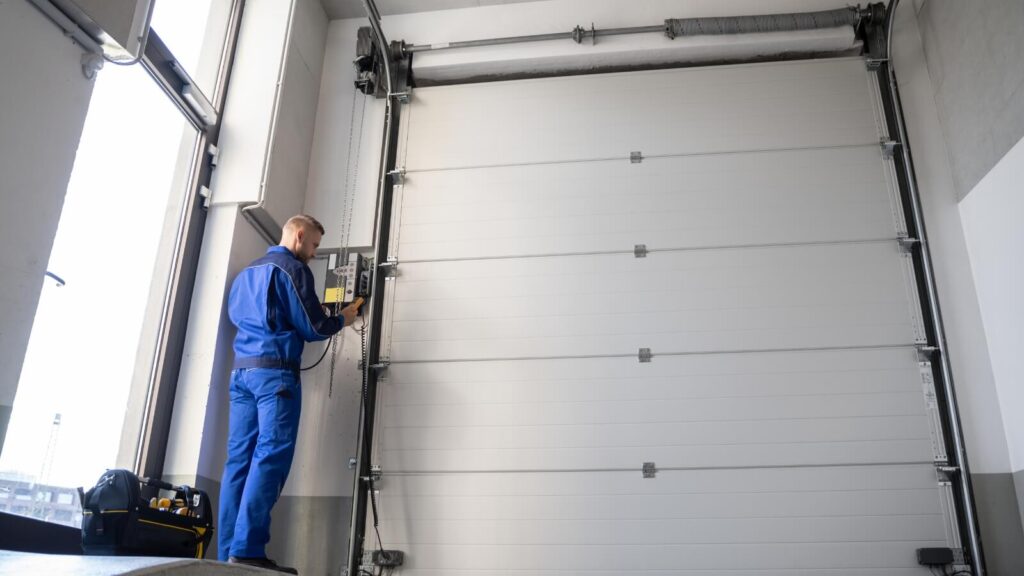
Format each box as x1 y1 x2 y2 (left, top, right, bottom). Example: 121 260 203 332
228 246 343 370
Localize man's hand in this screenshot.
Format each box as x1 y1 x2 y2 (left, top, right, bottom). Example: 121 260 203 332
340 297 363 325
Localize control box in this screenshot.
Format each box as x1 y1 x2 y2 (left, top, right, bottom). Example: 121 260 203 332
324 253 370 315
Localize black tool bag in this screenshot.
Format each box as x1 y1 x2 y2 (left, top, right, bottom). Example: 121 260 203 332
80 469 214 558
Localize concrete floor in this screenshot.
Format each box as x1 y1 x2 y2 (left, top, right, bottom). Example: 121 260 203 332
0 551 278 575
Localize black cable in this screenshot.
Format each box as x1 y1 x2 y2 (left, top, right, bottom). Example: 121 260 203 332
368 478 384 550
300 337 332 371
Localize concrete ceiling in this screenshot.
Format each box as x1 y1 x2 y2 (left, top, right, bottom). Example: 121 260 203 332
320 0 546 20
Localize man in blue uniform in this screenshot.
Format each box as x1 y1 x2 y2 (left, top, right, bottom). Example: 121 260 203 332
220 214 360 573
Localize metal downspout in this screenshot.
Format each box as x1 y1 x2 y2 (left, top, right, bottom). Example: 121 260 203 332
884 1 984 573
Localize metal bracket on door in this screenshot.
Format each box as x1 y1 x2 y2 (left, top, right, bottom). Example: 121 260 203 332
634 244 648 258
865 57 888 71
897 236 920 253
387 168 406 185
880 139 900 159
638 348 652 363
378 258 400 277
642 462 657 478
630 151 643 163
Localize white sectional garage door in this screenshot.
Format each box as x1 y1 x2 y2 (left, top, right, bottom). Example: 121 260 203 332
372 58 955 575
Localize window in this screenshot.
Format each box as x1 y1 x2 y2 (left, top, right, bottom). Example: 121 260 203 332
0 0 239 528
0 64 200 500
151 0 235 98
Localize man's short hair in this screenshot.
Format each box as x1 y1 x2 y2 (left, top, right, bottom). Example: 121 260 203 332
284 214 325 235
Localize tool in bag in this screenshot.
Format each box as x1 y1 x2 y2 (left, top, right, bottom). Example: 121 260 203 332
79 469 214 558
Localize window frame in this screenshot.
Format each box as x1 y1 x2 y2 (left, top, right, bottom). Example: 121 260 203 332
132 0 246 480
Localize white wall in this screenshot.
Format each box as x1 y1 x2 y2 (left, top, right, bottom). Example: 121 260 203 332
960 136 1024 473
164 0 330 481
0 0 96 450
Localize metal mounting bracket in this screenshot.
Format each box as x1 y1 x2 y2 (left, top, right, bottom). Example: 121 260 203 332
638 348 652 363
391 91 411 104
880 139 900 159
207 143 221 167
378 258 399 277
936 465 960 483
630 151 643 164
642 462 657 478
367 361 390 372
634 244 648 258
865 57 888 71
198 186 213 209
897 236 920 253
387 168 406 185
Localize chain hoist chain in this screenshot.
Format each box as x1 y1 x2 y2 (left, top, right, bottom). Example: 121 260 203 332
328 89 369 397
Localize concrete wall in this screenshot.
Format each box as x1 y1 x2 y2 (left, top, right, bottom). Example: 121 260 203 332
0 0 95 453
915 0 1024 200
961 135 1024 542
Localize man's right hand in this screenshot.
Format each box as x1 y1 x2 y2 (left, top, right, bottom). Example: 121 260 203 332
340 297 363 325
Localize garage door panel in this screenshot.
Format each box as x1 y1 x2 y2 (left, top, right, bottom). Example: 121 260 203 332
393 303 913 340
384 417 930 450
405 59 878 170
381 440 933 471
381 516 945 546
382 392 926 428
387 371 920 406
379 488 942 522
393 286 907 322
385 349 920 389
396 147 898 261
389 565 929 569
372 58 949 574
385 364 921 406
381 464 938 496
400 147 887 215
379 542 943 572
387 243 918 362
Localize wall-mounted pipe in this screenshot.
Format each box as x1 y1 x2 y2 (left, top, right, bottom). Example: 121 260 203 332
405 6 869 54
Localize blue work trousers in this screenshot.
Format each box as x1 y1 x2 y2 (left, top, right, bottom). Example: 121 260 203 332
218 367 302 560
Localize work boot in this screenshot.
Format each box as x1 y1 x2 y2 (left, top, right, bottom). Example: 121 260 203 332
228 556 299 574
